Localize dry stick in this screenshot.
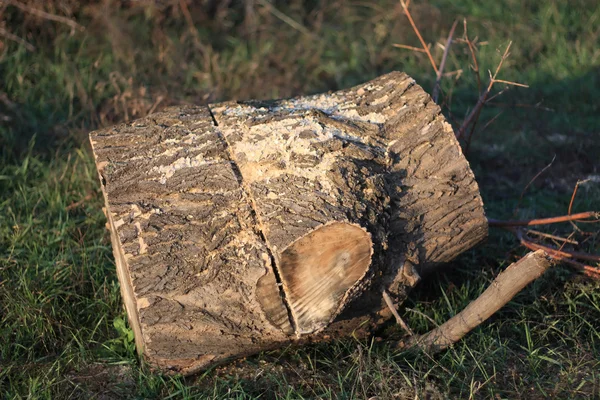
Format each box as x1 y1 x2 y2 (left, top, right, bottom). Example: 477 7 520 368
513 155 556 217
526 229 579 245
256 0 314 37
476 109 503 132
560 259 600 279
456 87 490 140
462 19 481 93
456 21 482 151
4 0 84 33
568 180 586 215
525 238 600 263
432 19 458 103
399 0 438 73
382 290 414 336
0 26 35 51
486 101 554 111
566 179 594 234
519 238 600 279
488 211 600 227
65 193 93 211
456 42 529 140
493 79 529 87
402 250 552 353
179 0 203 49
392 43 427 53
464 88 508 152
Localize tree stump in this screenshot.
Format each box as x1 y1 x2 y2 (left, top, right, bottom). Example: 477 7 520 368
89 72 488 375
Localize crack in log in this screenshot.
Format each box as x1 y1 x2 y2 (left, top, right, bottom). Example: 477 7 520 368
208 105 299 336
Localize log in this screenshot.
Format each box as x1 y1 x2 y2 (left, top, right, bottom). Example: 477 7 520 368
89 72 488 374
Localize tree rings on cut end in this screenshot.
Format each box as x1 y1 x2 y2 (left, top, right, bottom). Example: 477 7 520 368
278 222 373 334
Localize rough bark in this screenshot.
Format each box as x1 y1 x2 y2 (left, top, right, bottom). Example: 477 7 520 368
89 71 488 374
90 106 291 375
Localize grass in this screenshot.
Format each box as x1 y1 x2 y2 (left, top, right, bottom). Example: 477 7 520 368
1 0 599 398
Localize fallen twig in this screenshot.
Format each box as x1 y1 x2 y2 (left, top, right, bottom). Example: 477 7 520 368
0 26 35 51
526 229 579 245
66 193 93 211
513 155 556 217
383 290 414 336
256 0 313 37
519 235 600 262
458 19 481 93
4 0 84 33
518 237 600 279
392 43 427 53
399 251 552 353
568 179 590 216
488 211 600 227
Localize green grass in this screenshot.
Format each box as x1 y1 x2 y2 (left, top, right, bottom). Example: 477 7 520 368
1 1 599 398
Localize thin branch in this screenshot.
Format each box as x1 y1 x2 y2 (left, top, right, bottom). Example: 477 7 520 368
66 193 93 211
443 69 463 77
464 109 503 154
486 101 554 112
402 251 552 353
404 307 439 327
399 0 438 73
518 238 600 279
256 0 313 37
520 236 600 263
568 179 589 215
485 87 511 104
0 26 35 51
456 42 520 140
461 19 481 94
526 229 579 245
456 88 489 140
561 259 600 279
5 0 84 33
392 43 427 53
488 42 513 89
492 79 529 88
513 155 556 217
383 290 414 336
432 19 458 103
488 211 600 227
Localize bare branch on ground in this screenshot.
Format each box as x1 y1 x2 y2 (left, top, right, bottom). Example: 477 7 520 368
399 250 552 353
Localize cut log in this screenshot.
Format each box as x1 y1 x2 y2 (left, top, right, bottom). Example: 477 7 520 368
89 71 488 374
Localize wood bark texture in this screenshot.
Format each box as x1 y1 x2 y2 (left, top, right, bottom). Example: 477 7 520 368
89 72 488 374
